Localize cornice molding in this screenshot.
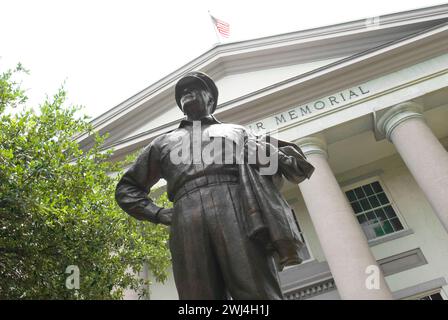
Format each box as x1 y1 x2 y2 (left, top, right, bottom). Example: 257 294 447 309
101 54 448 161
284 278 336 300
281 248 429 300
77 5 448 147
213 23 448 125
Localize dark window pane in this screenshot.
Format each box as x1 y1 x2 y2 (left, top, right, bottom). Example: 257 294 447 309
366 211 376 222
354 187 365 199
357 214 367 224
363 184 374 196
390 218 403 231
372 181 383 193
375 209 387 220
384 205 397 219
382 221 394 234
351 202 363 213
377 192 389 205
374 224 385 237
346 190 356 202
360 198 371 211
429 293 443 300
368 195 380 208
299 246 311 261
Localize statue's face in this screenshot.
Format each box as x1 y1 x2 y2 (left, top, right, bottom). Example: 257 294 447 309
180 86 213 120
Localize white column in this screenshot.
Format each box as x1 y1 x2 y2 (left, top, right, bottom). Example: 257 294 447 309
376 101 448 233
297 135 393 300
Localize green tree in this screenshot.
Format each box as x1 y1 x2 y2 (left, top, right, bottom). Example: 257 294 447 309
0 64 171 299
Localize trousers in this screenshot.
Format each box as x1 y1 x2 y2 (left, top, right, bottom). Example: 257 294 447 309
169 176 284 300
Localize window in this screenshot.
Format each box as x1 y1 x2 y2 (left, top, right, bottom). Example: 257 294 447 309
408 289 446 300
296 221 311 262
285 206 313 264
419 292 444 300
344 180 404 241
404 288 446 300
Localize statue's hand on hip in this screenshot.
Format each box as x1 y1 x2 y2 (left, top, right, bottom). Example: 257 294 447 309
157 208 174 226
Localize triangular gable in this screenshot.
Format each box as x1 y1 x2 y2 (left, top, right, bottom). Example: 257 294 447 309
77 5 448 160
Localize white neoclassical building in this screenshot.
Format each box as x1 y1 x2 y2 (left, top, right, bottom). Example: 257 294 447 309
78 4 448 300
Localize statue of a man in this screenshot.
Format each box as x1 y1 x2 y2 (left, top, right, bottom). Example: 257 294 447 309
115 71 314 300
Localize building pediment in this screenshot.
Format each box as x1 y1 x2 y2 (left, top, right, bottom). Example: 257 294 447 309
77 5 448 161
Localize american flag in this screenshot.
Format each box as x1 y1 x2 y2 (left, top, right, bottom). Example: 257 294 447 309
210 14 230 38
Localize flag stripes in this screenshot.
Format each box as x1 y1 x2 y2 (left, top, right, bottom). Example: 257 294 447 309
210 15 230 38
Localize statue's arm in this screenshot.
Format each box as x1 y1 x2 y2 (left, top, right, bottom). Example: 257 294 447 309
115 141 163 224
277 145 315 184
243 129 314 183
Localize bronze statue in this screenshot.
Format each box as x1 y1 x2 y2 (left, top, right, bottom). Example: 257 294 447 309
115 71 314 300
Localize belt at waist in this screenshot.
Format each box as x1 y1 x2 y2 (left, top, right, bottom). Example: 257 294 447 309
173 173 239 202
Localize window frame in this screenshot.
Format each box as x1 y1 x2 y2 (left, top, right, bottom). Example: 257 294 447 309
341 176 408 243
281 201 315 271
406 288 445 300
294 214 314 264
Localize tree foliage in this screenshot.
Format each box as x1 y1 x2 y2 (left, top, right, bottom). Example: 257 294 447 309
0 64 171 299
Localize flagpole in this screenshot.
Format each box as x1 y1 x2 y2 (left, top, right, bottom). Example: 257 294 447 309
208 10 221 45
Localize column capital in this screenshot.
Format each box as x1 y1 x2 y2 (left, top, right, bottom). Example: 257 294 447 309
376 101 424 141
296 134 328 159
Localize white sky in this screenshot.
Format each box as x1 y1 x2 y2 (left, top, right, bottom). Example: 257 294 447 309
1 0 446 119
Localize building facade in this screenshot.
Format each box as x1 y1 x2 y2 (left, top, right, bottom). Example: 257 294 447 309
78 4 448 300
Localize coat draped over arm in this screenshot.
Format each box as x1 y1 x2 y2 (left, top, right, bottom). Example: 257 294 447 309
239 133 315 270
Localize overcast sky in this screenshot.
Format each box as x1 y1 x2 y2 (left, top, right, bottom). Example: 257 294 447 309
1 0 446 119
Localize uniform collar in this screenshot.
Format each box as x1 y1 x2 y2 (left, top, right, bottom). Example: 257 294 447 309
178 114 221 128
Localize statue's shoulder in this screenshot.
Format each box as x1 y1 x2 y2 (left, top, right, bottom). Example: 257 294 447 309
157 127 189 142
151 134 166 145
213 122 247 133
207 123 248 139
146 131 178 150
